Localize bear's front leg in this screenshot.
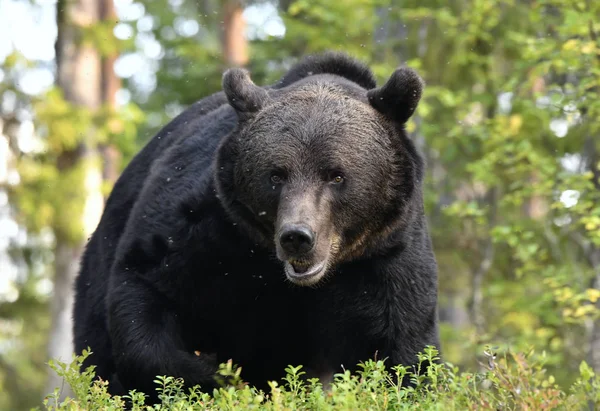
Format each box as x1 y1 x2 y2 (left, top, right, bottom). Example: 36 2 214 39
107 273 219 402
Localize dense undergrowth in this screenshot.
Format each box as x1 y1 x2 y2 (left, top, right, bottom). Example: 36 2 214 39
43 347 600 410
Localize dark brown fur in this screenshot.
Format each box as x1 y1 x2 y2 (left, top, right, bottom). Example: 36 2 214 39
74 53 439 404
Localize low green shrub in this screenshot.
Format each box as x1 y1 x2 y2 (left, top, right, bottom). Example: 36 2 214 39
43 346 600 410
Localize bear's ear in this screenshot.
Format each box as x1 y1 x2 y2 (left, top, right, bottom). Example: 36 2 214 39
222 68 269 120
367 67 424 124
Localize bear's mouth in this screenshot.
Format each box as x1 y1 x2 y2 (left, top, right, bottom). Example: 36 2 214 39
284 259 327 285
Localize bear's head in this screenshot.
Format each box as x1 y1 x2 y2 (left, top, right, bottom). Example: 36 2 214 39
215 58 425 286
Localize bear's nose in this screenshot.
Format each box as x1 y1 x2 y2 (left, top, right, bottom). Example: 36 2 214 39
279 224 316 255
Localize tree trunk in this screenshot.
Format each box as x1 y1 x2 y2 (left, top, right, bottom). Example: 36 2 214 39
46 241 84 374
589 264 600 372
46 0 104 399
100 0 122 193
522 77 548 220
470 188 497 337
585 134 600 374
222 1 248 67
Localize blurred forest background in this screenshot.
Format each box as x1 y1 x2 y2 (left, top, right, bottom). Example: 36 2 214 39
0 0 599 409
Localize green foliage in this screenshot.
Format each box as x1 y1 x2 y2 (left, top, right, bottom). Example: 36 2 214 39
123 0 226 136
283 0 378 58
0 272 52 411
80 20 136 57
9 87 144 243
43 347 600 410
34 88 143 157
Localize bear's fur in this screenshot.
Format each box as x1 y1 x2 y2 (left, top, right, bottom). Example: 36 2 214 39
73 52 439 401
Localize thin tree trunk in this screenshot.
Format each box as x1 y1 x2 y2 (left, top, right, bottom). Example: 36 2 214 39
222 1 248 67
46 0 104 399
589 263 600 372
471 188 498 336
471 237 494 334
523 77 548 220
100 0 121 193
585 134 600 374
523 171 548 219
46 241 84 373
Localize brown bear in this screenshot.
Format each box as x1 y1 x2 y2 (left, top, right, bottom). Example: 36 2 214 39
73 52 440 402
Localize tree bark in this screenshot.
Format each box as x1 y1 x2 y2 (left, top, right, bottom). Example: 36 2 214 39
588 260 600 373
222 1 248 67
100 0 121 193
584 133 600 374
46 242 84 385
522 77 548 220
470 188 498 337
46 0 104 399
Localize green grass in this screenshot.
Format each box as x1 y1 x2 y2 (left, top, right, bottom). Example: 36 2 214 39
44 347 600 410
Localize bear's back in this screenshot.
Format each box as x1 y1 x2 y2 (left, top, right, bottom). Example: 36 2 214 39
73 90 231 384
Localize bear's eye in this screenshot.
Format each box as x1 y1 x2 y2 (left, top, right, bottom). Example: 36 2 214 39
270 173 284 184
332 175 344 184
324 170 345 184
325 170 345 184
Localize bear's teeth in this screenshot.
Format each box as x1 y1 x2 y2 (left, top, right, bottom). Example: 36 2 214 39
290 261 311 273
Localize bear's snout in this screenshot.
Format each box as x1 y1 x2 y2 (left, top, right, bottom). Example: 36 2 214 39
278 223 316 257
